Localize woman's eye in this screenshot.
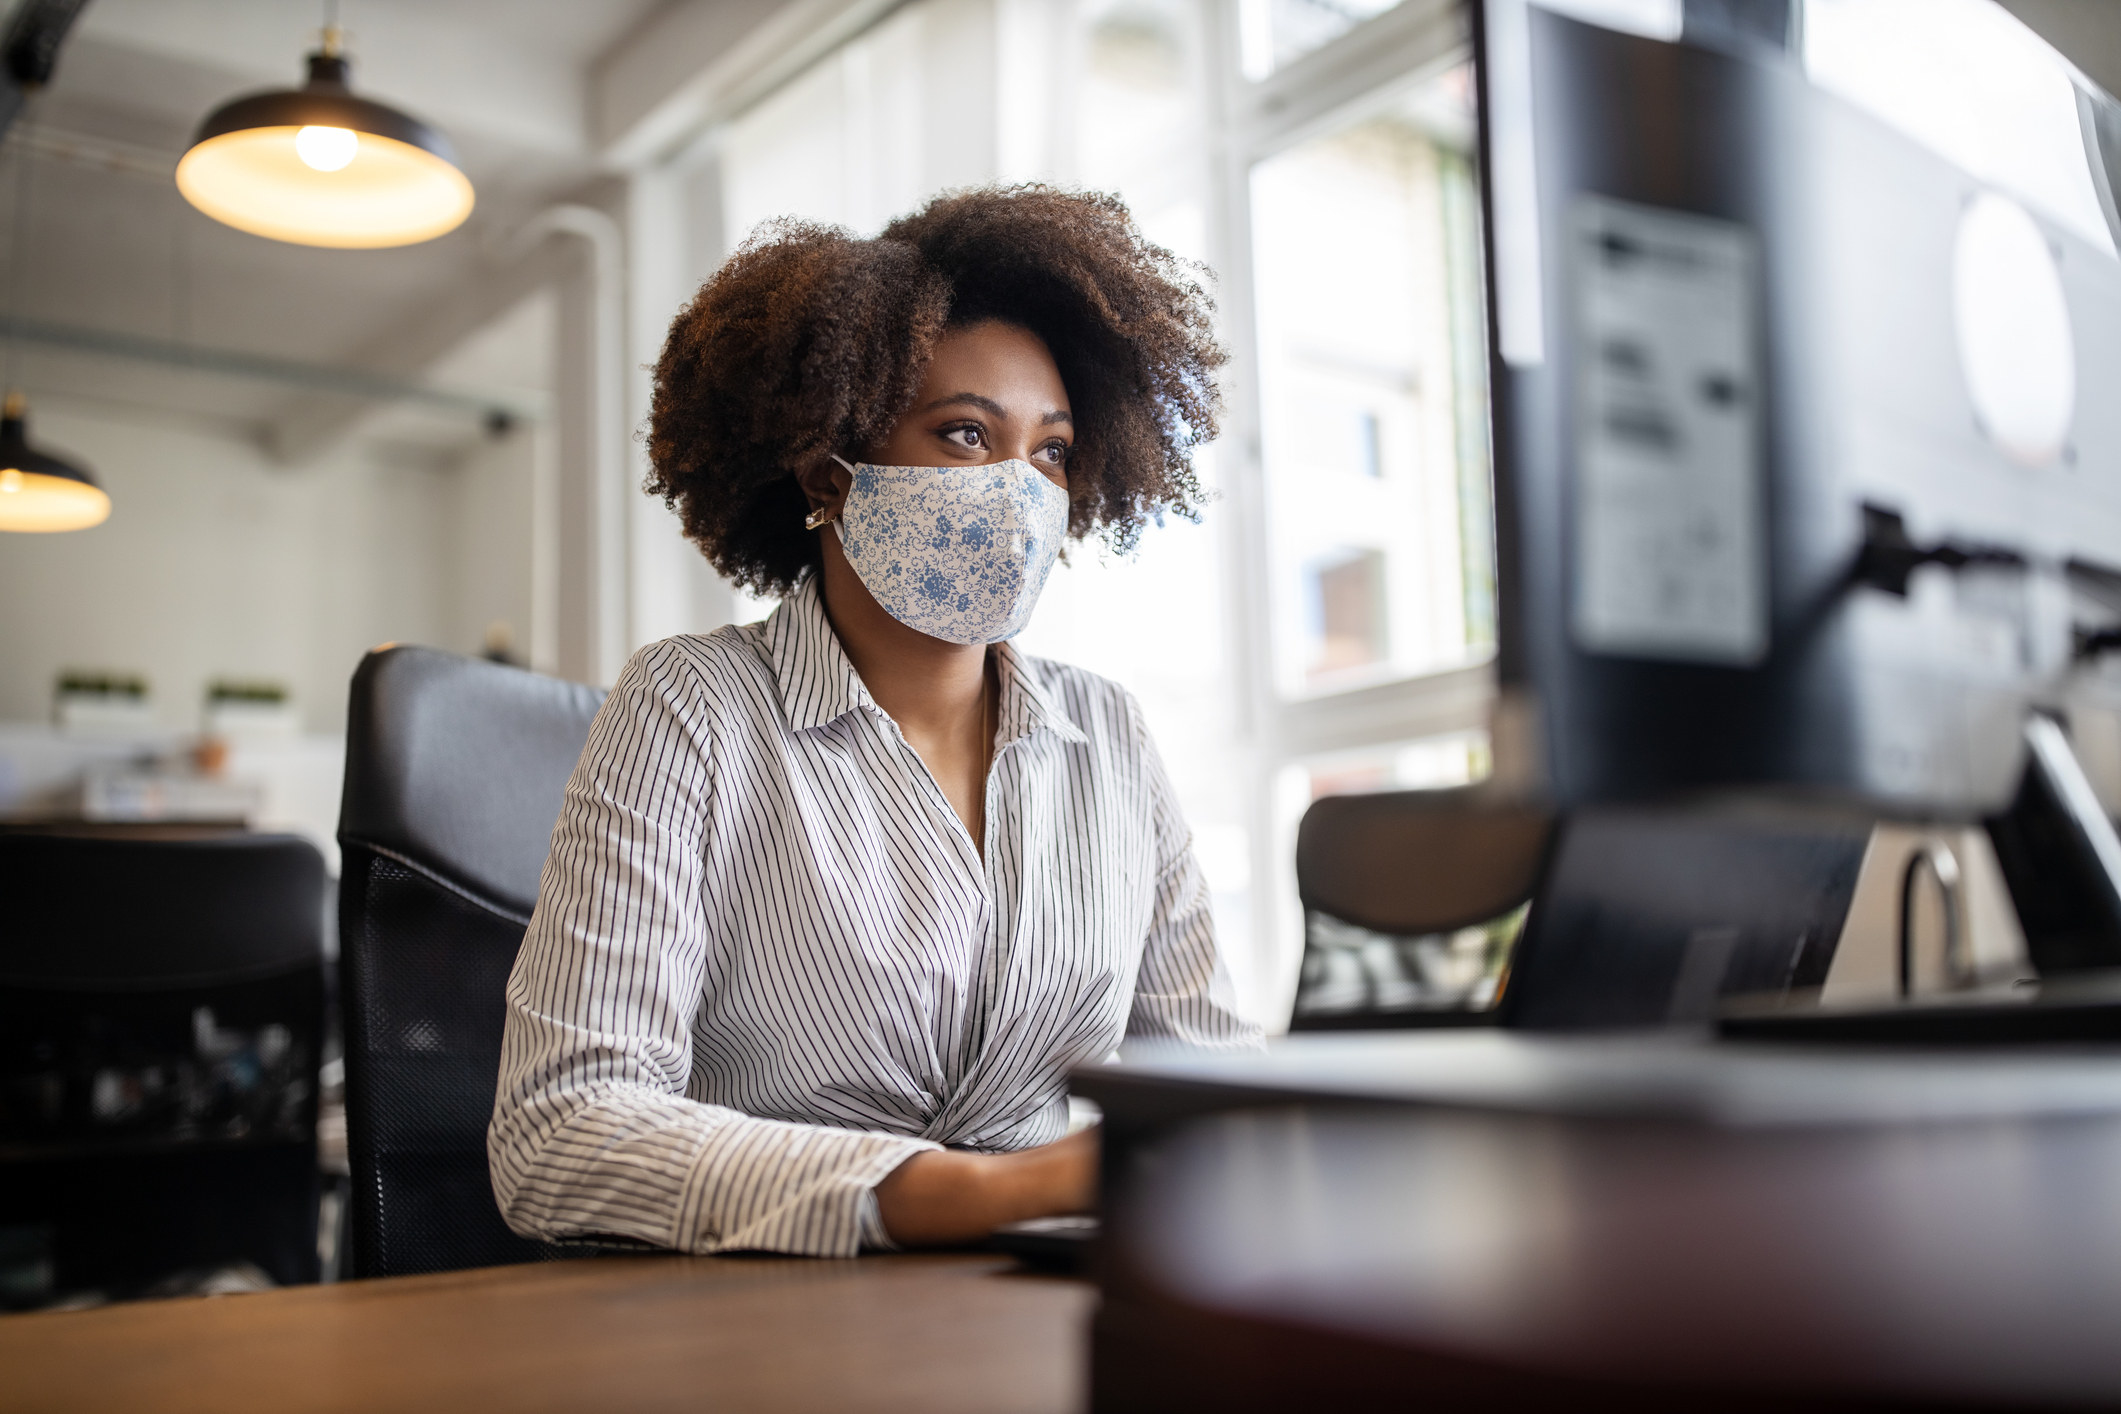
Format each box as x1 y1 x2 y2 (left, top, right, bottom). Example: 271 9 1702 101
944 425 985 450
1038 441 1070 465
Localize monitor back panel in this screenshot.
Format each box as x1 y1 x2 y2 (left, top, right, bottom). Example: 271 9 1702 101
1479 6 2121 816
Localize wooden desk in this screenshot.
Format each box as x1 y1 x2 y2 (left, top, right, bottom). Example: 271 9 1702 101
1082 1033 2121 1411
0 1253 1090 1414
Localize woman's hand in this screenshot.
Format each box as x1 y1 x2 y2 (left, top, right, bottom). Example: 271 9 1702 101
874 1125 1098 1247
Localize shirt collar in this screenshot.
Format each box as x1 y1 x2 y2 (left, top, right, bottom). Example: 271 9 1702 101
993 639 1090 747
765 575 879 734
764 574 1090 747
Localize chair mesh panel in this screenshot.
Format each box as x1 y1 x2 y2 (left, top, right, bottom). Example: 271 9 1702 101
341 846 568 1277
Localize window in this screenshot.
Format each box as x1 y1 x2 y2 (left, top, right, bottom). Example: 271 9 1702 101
1297 731 1494 800
1224 12 1496 1022
1238 0 1410 79
1251 65 1490 697
1307 546 1389 684
1803 0 2114 255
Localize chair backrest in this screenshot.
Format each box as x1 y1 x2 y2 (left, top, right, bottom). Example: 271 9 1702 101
1290 787 1555 1029
1296 787 1555 938
0 831 327 1294
0 830 325 990
336 645 604 1278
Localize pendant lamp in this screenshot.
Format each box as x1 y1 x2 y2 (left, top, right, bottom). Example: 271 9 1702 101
176 26 473 249
0 392 107 533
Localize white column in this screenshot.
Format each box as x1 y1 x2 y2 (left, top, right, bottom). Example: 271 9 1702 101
535 207 629 687
552 256 600 684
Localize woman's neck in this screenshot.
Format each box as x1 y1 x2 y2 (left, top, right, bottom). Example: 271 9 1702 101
814 541 991 745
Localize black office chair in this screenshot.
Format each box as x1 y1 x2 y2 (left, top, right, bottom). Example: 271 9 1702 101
337 645 605 1278
1289 787 1554 1030
0 831 326 1305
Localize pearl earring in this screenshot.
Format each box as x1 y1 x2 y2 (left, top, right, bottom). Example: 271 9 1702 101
804 506 836 531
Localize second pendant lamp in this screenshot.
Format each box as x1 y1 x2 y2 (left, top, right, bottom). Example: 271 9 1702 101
177 24 473 249
0 393 107 533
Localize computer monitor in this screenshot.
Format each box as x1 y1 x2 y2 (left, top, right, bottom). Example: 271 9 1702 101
1474 0 2121 822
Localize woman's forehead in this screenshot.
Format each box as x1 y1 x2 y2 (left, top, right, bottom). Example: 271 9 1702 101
918 320 1070 410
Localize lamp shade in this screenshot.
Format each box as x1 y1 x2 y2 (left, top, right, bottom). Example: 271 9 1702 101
176 51 474 249
0 395 108 533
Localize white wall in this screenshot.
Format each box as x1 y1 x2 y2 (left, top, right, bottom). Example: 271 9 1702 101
0 400 461 734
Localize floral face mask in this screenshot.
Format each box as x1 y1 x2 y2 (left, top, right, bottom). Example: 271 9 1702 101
830 454 1069 645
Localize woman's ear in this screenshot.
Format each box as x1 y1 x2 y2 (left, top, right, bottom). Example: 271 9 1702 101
794 455 853 520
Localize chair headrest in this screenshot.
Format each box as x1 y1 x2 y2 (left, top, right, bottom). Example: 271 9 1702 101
338 646 606 920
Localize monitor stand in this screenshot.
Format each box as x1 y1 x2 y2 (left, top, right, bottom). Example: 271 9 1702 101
1724 715 2121 1044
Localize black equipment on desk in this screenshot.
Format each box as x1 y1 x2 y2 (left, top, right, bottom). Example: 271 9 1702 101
1467 0 2121 1017
1502 804 1868 1028
1289 789 1869 1032
337 645 604 1278
0 831 326 1304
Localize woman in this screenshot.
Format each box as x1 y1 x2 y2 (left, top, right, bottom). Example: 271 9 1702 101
488 186 1258 1258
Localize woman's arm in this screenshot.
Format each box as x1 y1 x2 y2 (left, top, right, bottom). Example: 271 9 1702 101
873 1127 1098 1246
489 642 939 1257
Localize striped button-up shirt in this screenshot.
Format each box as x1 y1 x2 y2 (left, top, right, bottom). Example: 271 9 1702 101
488 575 1256 1257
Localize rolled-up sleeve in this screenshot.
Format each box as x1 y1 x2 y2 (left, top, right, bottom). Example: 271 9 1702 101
1124 699 1263 1050
487 643 935 1257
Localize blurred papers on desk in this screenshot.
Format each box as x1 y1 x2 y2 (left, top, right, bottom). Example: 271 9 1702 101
72 767 264 824
0 725 346 870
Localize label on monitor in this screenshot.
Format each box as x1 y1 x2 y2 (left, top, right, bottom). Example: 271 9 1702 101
1571 196 1766 665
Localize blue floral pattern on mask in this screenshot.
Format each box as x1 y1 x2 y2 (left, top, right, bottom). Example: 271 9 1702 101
834 457 1070 645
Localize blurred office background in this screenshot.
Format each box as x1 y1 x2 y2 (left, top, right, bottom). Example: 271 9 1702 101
2 0 2117 1041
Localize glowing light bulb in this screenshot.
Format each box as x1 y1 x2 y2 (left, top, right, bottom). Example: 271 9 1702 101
295 125 358 172
0 468 20 493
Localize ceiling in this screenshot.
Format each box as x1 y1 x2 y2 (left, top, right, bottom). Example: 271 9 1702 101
6 0 671 460
8 0 2119 469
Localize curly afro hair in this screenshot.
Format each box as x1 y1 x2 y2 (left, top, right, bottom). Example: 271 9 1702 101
645 185 1227 596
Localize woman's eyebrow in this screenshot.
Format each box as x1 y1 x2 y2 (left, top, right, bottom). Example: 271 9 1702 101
920 392 1006 416
919 393 1074 426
